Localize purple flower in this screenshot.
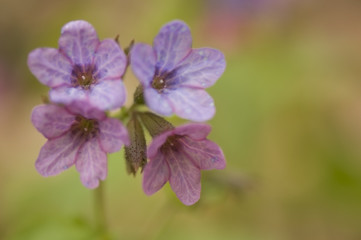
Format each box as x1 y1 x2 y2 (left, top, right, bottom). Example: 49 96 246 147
31 101 129 188
142 123 226 205
131 20 226 122
28 20 127 111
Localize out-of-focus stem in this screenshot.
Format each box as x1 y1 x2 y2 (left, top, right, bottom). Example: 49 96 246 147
94 181 107 237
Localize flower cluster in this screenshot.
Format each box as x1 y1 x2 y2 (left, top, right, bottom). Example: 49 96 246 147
28 20 226 205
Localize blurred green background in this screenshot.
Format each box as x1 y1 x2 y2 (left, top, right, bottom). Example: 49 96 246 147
1 0 361 239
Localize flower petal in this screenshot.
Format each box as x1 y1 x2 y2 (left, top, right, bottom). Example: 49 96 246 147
142 152 170 195
167 148 201 205
147 129 173 159
130 43 156 86
49 85 87 105
58 20 99 66
167 48 226 88
93 39 127 81
66 99 106 120
27 48 72 87
167 88 215 122
35 131 82 177
88 80 126 110
76 137 107 189
179 137 226 170
144 88 173 116
31 104 75 139
173 123 211 140
98 118 129 153
153 20 192 73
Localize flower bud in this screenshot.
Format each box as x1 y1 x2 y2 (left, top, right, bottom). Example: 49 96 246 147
124 114 147 175
138 112 174 137
133 85 145 105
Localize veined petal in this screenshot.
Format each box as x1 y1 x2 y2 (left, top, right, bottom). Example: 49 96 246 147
147 130 173 159
27 48 72 87
49 85 87 105
130 43 156 86
167 48 226 88
179 137 226 170
143 152 170 195
143 88 173 116
66 99 106 120
31 104 75 139
35 131 83 177
88 80 126 110
98 118 129 153
153 20 192 73
167 148 201 205
167 88 215 122
173 123 211 140
58 20 99 66
76 137 107 189
93 39 127 81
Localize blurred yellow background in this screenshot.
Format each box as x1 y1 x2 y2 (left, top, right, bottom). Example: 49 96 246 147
1 0 361 239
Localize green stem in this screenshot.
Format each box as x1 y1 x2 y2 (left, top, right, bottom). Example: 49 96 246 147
94 181 107 236
119 103 138 121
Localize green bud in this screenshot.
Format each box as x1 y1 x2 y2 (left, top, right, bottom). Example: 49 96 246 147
133 85 145 105
138 112 174 137
124 114 147 175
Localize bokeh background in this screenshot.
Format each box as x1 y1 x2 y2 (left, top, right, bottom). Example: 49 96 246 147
1 0 361 239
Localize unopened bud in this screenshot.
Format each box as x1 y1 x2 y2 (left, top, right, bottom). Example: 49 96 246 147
138 112 174 137
124 114 147 175
133 85 145 105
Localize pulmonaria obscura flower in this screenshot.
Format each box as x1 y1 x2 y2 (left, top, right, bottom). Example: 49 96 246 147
31 101 129 188
142 122 226 205
28 19 227 205
28 20 127 111
131 20 226 122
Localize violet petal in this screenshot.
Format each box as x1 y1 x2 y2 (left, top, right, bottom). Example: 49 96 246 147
142 152 170 195
35 131 82 177
66 99 106 120
180 137 226 170
173 123 211 140
143 88 173 116
167 88 215 122
93 39 127 81
98 118 129 153
58 20 99 66
49 85 87 106
147 130 174 159
130 43 156 86
167 149 201 205
167 48 226 88
76 137 107 189
153 20 192 73
27 48 72 87
88 80 126 110
31 104 75 139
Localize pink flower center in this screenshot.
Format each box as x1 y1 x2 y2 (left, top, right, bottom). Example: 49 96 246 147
71 65 96 89
152 69 174 93
70 115 99 139
161 135 182 153
152 75 166 92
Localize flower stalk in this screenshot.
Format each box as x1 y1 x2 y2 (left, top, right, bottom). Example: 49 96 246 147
94 181 107 236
